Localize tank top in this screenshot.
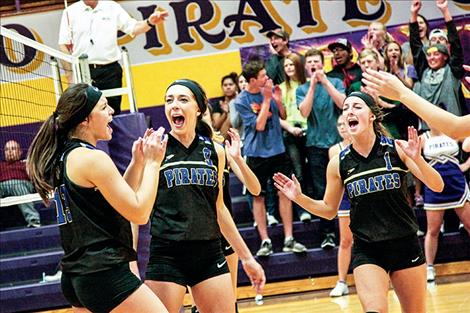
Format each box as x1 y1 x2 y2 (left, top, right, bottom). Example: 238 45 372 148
339 136 418 242
56 139 136 274
150 134 220 241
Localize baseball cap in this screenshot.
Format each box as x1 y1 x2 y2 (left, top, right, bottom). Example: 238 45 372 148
429 28 448 42
267 28 289 41
328 38 352 52
426 43 449 57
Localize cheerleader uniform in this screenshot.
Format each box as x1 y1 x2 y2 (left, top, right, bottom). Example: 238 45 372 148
422 131 469 210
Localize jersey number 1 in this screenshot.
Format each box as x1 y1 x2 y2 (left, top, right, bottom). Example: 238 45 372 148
384 152 393 171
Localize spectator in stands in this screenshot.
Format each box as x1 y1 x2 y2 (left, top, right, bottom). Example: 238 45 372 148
297 48 346 249
58 0 168 115
402 13 429 65
0 140 41 228
278 53 311 222
327 38 363 94
410 0 465 131
351 49 403 139
361 21 393 68
384 41 415 89
229 73 247 142
235 60 306 256
211 72 239 137
265 28 296 85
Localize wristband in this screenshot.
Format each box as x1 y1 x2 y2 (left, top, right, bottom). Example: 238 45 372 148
146 19 154 27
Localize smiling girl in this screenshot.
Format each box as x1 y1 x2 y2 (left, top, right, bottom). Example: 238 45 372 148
144 79 264 313
27 84 168 313
273 91 443 313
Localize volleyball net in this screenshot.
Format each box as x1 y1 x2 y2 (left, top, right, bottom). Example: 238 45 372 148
0 25 136 218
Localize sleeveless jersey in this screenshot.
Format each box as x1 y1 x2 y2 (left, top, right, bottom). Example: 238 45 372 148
55 139 136 274
339 136 418 242
150 134 220 241
423 132 460 168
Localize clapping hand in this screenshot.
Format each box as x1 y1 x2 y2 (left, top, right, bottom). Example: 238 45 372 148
225 128 242 160
396 126 422 161
131 128 154 166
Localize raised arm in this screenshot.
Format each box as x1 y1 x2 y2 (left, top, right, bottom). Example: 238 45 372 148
214 144 265 293
298 73 317 118
396 127 444 192
225 128 261 196
131 8 169 36
69 128 167 225
362 70 470 139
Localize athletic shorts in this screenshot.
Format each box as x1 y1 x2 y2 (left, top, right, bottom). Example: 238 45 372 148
145 238 229 287
246 152 292 196
61 263 141 313
220 235 235 256
351 234 425 273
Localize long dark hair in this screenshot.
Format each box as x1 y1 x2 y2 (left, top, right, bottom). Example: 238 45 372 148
27 83 91 203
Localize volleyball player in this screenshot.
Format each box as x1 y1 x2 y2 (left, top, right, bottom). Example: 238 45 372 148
328 115 352 297
27 84 168 313
362 68 470 138
145 79 265 313
273 91 444 313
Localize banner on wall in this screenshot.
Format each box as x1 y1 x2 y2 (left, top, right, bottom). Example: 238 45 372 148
1 0 469 72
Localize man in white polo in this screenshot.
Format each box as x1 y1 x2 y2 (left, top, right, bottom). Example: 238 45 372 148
58 0 168 114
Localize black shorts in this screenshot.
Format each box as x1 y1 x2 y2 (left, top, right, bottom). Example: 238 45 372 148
246 153 292 196
61 263 141 313
145 238 229 287
220 236 235 256
352 234 425 273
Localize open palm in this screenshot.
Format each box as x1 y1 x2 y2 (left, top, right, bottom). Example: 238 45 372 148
396 126 422 161
273 173 301 201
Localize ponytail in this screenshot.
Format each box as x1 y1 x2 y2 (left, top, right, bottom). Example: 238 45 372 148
27 115 62 203
196 119 213 139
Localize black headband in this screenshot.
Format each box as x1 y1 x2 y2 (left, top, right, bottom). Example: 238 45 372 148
166 79 206 113
346 91 375 108
62 85 102 131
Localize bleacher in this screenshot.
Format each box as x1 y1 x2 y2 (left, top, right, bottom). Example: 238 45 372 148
1 171 469 313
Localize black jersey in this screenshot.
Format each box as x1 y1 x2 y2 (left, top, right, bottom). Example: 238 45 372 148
222 155 233 215
150 134 220 241
55 139 136 274
339 136 418 242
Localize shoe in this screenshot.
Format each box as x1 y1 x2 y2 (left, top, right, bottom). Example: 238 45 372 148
283 236 307 253
414 195 424 207
43 270 62 282
267 214 279 226
300 212 312 223
191 307 199 313
27 220 41 228
321 233 336 250
256 239 273 257
329 281 349 297
427 265 435 282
